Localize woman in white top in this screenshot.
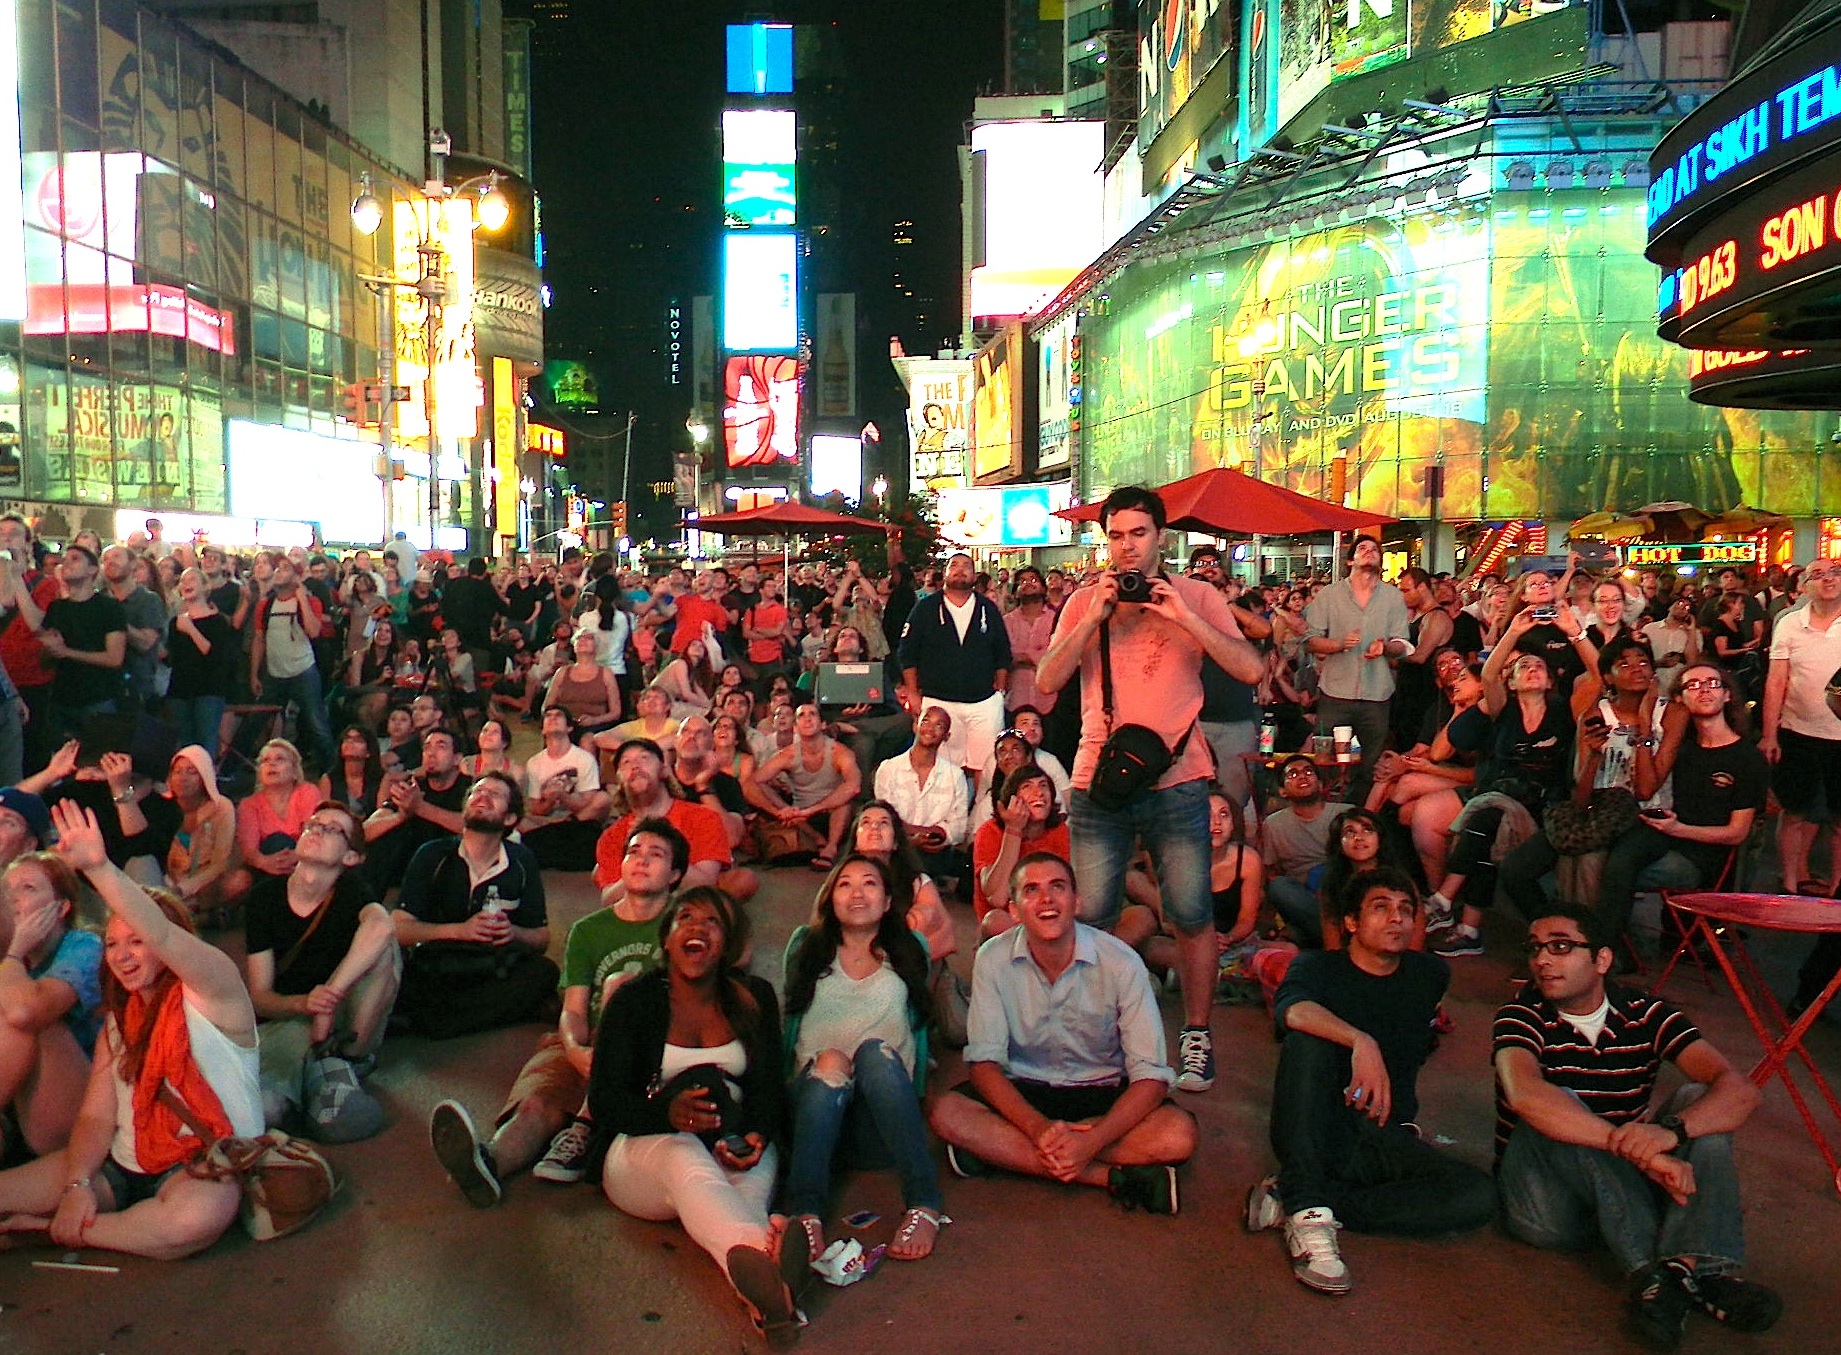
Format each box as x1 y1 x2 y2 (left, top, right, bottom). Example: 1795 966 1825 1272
0 801 259 1258
780 854 944 1267
577 578 633 679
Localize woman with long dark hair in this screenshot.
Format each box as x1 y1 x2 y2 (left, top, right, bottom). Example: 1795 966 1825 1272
781 853 943 1265
0 801 258 1258
586 887 801 1346
1316 806 1416 950
319 725 387 821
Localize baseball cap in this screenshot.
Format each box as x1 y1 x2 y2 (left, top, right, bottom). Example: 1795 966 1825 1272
0 788 51 843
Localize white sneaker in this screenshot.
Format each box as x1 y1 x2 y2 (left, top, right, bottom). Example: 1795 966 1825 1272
1424 892 1456 934
1284 1206 1352 1295
532 1118 593 1183
1245 1175 1283 1232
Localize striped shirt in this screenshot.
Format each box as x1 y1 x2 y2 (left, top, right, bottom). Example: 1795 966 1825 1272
1491 981 1701 1161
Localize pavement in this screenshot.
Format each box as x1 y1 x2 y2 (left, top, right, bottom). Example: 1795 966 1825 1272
4 855 1839 1355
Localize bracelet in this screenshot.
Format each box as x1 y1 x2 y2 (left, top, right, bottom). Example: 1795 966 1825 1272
112 787 135 804
66 1176 92 1192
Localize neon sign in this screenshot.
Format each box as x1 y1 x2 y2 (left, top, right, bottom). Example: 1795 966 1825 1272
1625 542 1760 567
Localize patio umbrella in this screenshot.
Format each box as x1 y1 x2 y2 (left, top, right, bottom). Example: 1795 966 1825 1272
694 501 891 536
1701 505 1790 537
1056 466 1396 537
1569 510 1653 542
1632 501 1713 541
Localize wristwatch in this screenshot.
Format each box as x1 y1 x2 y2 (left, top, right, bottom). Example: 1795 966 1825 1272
1656 1112 1691 1155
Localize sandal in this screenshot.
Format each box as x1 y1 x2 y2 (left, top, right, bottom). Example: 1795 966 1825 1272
726 1244 801 1349
786 1213 824 1267
808 854 836 873
888 1206 949 1261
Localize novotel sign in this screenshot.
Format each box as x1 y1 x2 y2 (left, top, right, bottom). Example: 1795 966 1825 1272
1647 22 1841 258
1624 542 1761 568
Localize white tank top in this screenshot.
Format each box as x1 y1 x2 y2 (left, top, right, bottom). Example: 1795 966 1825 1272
110 994 263 1172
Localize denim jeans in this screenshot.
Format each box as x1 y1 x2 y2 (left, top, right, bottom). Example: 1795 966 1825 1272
1268 876 1325 947
0 695 22 786
1497 1090 1744 1276
164 694 227 758
1596 824 1709 939
1070 777 1213 931
1313 694 1391 807
1269 1031 1496 1235
1503 830 1702 922
782 1038 943 1217
263 665 331 770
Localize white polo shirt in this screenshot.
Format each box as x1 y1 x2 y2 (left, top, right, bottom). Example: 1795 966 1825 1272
1769 604 1841 740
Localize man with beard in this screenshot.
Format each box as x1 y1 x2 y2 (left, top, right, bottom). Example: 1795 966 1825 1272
1003 566 1059 717
390 772 554 1039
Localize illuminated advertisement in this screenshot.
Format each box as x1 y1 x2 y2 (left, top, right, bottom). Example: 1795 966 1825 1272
31 373 220 508
543 360 599 411
723 110 796 228
815 292 856 417
722 232 799 352
1038 312 1077 472
228 420 384 544
893 355 972 492
727 22 794 96
390 197 479 442
969 120 1106 321
722 354 800 467
972 326 1024 484
938 483 1074 548
808 433 861 501
1139 0 1236 149
0 0 25 323
1079 185 1838 519
492 357 520 542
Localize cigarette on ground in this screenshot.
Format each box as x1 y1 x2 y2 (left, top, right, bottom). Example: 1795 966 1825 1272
31 1259 120 1274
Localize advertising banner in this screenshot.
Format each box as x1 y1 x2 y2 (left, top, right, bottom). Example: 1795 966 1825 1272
969 121 1106 321
722 354 800 467
938 482 1074 548
722 232 799 352
30 370 217 508
972 326 1024 484
723 110 797 228
893 356 972 492
1139 0 1236 150
228 420 384 544
1038 313 1077 472
1080 185 1836 520
815 292 856 417
492 357 520 541
473 249 545 371
809 433 861 501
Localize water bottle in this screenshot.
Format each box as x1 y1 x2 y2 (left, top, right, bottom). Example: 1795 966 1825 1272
1258 709 1277 756
481 884 506 916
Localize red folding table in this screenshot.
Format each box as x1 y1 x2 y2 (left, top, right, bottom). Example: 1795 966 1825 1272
1662 892 1841 1197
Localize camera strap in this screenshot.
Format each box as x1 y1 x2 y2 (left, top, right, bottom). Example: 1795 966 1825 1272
1099 618 1192 757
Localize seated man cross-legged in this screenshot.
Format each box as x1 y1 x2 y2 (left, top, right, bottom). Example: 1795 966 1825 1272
1494 904 1781 1351
1248 866 1496 1295
928 851 1196 1214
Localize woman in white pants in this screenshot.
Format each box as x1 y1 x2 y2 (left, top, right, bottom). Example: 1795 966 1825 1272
586 887 805 1347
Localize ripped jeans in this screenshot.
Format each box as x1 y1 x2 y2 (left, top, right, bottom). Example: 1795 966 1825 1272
782 1037 944 1217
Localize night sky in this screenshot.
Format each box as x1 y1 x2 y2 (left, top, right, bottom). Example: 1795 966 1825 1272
522 0 1005 509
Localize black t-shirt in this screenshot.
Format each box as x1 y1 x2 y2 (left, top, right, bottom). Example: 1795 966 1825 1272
48 780 181 865
506 581 551 627
1447 609 1484 659
1273 948 1449 1127
1200 655 1258 724
399 837 546 930
166 611 238 699
208 580 246 628
1669 736 1768 875
45 593 127 705
402 587 442 644
689 770 748 817
1448 693 1574 808
1512 623 1586 695
440 576 506 649
244 871 378 995
378 770 471 856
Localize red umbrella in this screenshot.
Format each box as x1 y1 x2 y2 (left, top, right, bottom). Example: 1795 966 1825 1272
694 501 891 535
1056 466 1397 536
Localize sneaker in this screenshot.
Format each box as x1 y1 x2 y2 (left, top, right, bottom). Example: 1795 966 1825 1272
1108 1164 1179 1215
1628 1260 1694 1351
532 1118 593 1184
1679 1271 1783 1333
302 1055 385 1144
1431 925 1484 958
1423 892 1456 933
1174 1026 1216 1093
1245 1175 1283 1232
430 1099 501 1208
1284 1206 1352 1295
945 1142 986 1179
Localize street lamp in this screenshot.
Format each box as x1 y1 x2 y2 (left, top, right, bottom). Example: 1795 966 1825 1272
351 129 512 549
871 474 889 509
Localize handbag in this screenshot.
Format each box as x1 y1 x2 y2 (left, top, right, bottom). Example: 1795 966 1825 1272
1543 786 1642 855
1086 619 1192 812
157 1084 338 1241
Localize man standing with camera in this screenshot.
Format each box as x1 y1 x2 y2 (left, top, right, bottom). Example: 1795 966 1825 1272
1036 486 1262 1093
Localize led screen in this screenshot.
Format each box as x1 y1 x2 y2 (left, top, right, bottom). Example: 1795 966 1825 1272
970 121 1106 321
1078 186 1838 520
808 433 861 500
723 232 799 352
937 483 1074 547
723 354 800 467
972 327 1022 483
228 420 385 544
1139 0 1237 150
0 0 24 323
726 23 794 95
723 110 796 227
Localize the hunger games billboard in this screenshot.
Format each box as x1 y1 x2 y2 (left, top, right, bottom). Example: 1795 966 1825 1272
1080 186 1838 521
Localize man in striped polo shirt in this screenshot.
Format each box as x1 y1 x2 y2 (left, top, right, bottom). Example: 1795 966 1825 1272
1493 903 1781 1351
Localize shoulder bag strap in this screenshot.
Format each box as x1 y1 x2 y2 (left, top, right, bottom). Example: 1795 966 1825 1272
272 894 336 982
156 1080 222 1148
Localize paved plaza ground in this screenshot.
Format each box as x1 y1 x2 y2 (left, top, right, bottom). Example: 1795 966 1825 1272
3 856 1837 1355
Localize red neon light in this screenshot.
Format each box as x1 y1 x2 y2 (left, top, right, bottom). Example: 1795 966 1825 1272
24 283 237 354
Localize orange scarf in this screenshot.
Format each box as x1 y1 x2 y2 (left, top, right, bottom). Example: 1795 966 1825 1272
122 981 234 1174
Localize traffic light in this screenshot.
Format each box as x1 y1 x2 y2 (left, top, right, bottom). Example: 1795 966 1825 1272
340 382 365 424
610 501 628 538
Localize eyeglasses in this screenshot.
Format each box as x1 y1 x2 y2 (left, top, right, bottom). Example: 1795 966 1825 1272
1282 764 1319 778
301 819 354 844
1523 936 1594 958
1806 568 1841 582
1680 677 1726 692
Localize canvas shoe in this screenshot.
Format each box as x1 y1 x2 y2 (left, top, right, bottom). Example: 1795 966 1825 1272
532 1117 594 1184
1174 1026 1216 1092
430 1099 501 1208
1284 1206 1352 1295
1108 1164 1179 1215
302 1054 385 1143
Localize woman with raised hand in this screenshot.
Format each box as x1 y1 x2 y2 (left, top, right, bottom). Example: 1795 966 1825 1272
587 887 803 1347
781 854 944 1268
0 801 259 1259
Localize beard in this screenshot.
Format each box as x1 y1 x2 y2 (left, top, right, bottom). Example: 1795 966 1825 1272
462 812 508 835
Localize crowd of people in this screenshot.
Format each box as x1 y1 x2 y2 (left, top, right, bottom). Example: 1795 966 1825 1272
0 497 1831 1349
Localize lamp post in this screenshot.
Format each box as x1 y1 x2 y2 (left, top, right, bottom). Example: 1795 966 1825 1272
350 130 510 550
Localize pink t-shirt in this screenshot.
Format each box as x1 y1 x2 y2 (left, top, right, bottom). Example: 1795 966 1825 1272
1052 574 1241 792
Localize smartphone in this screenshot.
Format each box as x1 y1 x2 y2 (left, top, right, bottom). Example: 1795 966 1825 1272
717 1133 752 1157
1531 606 1558 623
1640 807 1670 820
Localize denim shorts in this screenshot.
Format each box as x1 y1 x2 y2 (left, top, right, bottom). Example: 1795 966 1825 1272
1070 777 1214 931
99 1156 183 1209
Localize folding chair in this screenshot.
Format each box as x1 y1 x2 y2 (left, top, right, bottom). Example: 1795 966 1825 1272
1653 845 1741 996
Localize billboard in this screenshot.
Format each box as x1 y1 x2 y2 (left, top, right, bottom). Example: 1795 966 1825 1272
809 433 861 501
969 120 1107 321
722 354 800 467
814 292 856 417
972 326 1024 484
722 109 796 228
938 483 1075 548
727 22 794 95
1038 312 1078 472
543 360 598 411
722 232 799 352
1139 0 1237 151
893 355 972 492
1078 185 1837 520
228 420 384 544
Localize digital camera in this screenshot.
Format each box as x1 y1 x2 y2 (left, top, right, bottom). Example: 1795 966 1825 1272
1116 569 1153 604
